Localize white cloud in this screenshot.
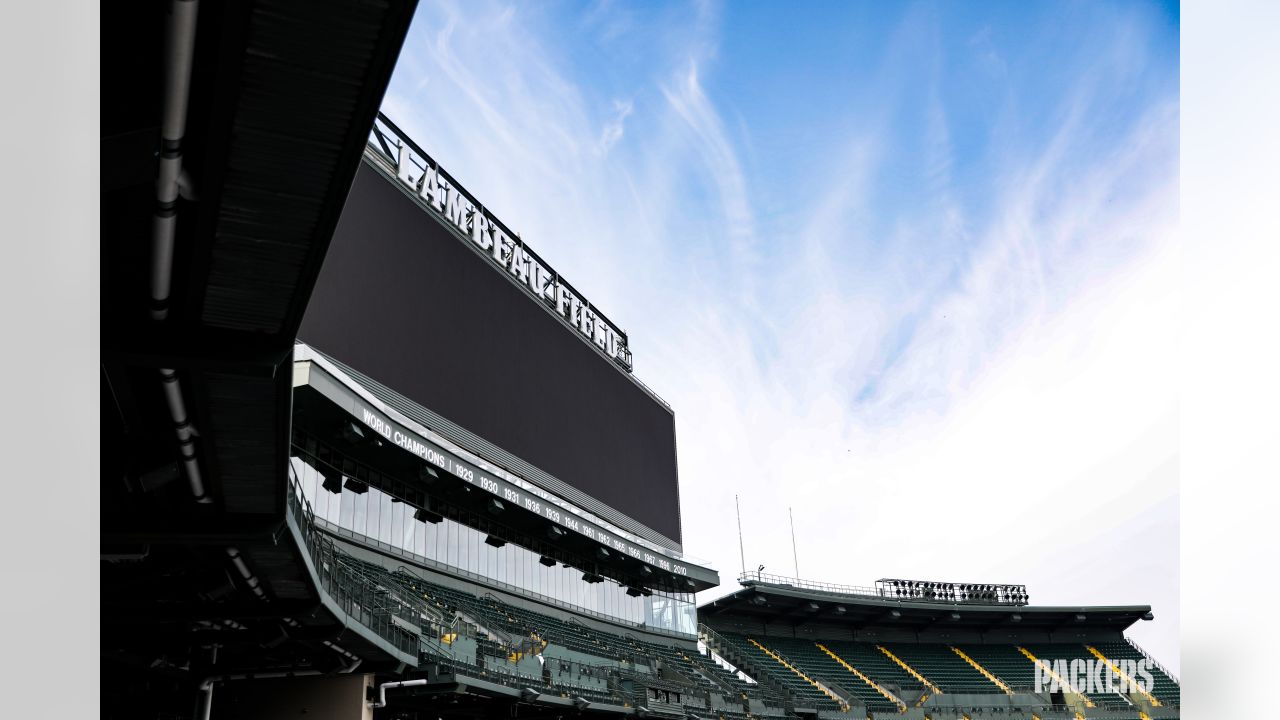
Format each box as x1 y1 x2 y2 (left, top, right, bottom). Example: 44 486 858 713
385 0 1180 673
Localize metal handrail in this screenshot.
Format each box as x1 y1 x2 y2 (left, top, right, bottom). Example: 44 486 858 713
696 624 792 703
308 513 697 640
1125 636 1181 686
738 570 881 597
738 570 1029 606
287 473 430 657
287 475 706 709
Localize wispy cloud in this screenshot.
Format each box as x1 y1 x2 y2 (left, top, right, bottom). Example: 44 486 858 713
596 99 633 155
384 0 1179 672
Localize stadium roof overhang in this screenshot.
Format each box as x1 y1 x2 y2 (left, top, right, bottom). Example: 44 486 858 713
101 0 418 712
698 582 1152 635
290 350 720 595
102 0 417 532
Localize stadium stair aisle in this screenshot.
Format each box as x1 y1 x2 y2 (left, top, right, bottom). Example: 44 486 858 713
1088 641 1180 707
717 632 846 712
822 640 923 706
1085 645 1164 709
876 644 944 695
745 637 849 712
884 643 1005 695
1016 646 1096 709
813 642 908 713
954 644 1041 693
948 646 1014 694
694 630 793 711
1022 643 1167 710
770 637 911 714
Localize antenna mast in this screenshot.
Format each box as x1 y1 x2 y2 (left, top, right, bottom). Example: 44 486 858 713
735 495 746 575
789 507 799 578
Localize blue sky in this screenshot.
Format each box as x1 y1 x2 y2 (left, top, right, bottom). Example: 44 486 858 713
383 0 1180 670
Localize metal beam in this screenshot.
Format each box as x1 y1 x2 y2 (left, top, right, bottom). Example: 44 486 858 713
102 512 285 545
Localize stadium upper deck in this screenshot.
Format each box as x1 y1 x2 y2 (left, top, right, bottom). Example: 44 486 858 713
694 574 1178 720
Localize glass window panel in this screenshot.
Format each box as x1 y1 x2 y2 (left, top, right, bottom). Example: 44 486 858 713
456 523 468 572
366 488 381 541
379 494 394 545
314 476 329 519
326 482 342 524
352 489 367 536
391 502 404 550
402 509 415 553
425 519 439 562
339 486 355 529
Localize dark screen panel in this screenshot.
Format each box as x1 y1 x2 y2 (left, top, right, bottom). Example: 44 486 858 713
300 161 681 544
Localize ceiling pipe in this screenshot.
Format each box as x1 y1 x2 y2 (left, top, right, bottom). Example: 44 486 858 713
368 679 429 709
151 0 210 505
226 547 267 600
159 367 208 502
151 0 198 321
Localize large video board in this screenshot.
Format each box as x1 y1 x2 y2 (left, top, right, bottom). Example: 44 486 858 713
299 156 682 546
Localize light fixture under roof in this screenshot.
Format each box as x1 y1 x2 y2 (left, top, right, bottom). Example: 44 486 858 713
340 421 365 444
414 507 443 524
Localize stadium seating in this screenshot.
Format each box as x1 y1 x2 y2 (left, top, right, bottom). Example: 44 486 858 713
822 640 930 702
953 643 1040 692
319 548 810 716
765 636 902 713
881 642 1003 695
301 525 1180 719
713 633 846 713
1088 640 1180 706
1021 644 1137 709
